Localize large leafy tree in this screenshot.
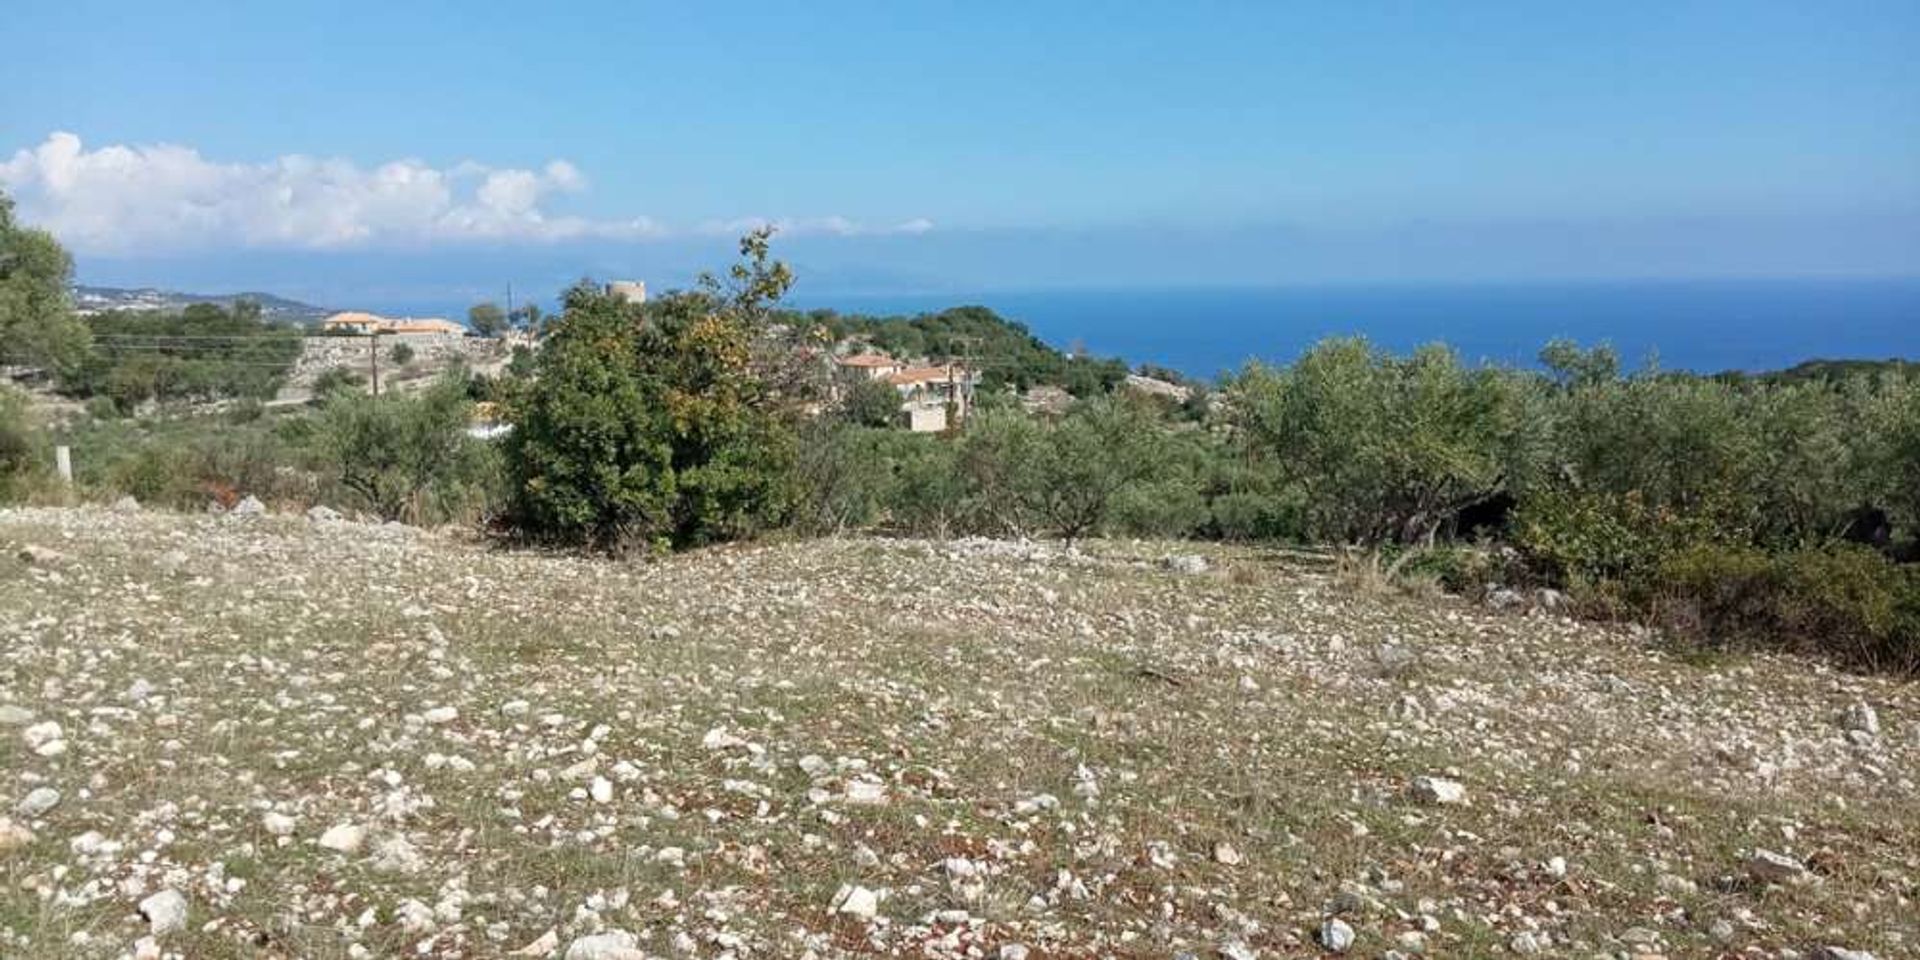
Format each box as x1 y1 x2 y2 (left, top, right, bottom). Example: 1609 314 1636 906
505 230 806 552
0 190 89 379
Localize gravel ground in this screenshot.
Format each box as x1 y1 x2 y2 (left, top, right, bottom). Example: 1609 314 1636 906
1 506 1914 960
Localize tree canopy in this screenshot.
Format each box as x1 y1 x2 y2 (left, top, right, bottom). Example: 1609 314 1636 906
0 190 89 378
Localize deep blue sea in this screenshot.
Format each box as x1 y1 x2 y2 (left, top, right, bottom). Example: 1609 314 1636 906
799 278 1920 380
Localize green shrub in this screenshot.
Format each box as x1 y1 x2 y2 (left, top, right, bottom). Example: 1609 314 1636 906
311 367 366 399
1651 543 1919 674
839 376 904 428
0 386 49 501
316 375 496 523
389 342 416 366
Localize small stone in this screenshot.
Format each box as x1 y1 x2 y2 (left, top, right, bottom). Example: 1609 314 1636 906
21 720 62 751
319 822 367 854
139 889 188 936
1510 931 1544 954
1164 554 1209 575
307 504 343 523
1656 873 1696 895
371 834 425 873
565 930 645 960
1013 793 1059 816
112 495 142 512
590 776 614 804
831 883 882 920
1745 848 1807 883
512 929 560 956
17 544 65 565
844 779 888 805
421 706 458 724
1813 947 1878 960
1219 941 1258 960
1319 918 1355 953
1000 945 1031 960
0 816 34 851
1707 919 1735 942
1214 840 1243 865
1487 587 1526 609
0 704 31 725
702 726 747 751
1842 701 1880 736
1620 926 1660 945
15 788 59 818
797 754 832 778
1408 776 1467 805
229 495 266 516
262 812 297 836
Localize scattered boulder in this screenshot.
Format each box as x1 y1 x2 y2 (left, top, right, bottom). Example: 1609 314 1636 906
0 704 32 726
306 504 343 524
262 812 297 836
229 495 266 517
111 495 141 512
1164 554 1209 575
16 544 64 566
138 889 188 936
421 706 458 724
1408 775 1468 805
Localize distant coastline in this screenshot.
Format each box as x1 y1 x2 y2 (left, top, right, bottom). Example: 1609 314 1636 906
797 276 1920 378
83 275 1920 381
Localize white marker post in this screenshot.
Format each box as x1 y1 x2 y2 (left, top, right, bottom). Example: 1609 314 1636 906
55 445 73 485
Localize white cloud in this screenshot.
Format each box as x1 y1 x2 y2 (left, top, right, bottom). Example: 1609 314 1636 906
694 214 937 238
0 132 930 254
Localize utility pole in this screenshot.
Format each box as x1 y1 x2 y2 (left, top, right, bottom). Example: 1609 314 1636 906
369 330 381 397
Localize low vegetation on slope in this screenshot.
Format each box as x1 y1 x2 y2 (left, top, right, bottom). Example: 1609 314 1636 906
2 507 1915 959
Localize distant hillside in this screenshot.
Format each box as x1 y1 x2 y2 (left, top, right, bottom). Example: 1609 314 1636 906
71 285 332 325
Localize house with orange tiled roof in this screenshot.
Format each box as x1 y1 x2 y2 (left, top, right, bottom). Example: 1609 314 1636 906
886 363 978 432
834 352 902 380
321 312 466 338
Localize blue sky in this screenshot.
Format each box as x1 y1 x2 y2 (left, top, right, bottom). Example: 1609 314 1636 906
2 1 1917 306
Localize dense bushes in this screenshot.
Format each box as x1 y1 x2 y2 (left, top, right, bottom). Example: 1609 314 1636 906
66 303 303 411
315 375 499 523
1231 339 1543 545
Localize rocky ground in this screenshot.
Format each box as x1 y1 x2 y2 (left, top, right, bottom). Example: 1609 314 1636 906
1 507 1914 960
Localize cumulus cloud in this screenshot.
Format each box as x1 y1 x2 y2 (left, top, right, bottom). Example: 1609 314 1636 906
0 133 930 254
